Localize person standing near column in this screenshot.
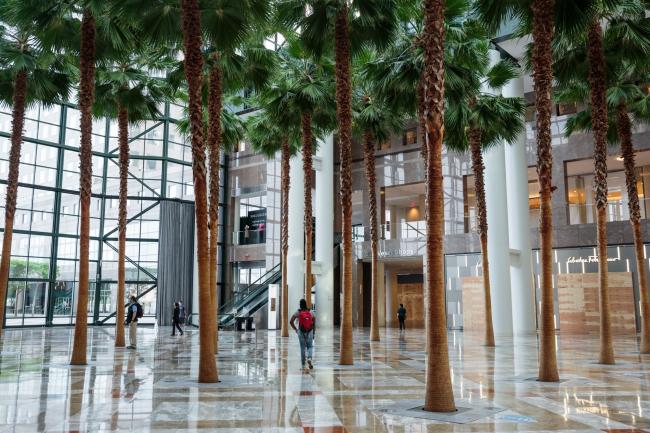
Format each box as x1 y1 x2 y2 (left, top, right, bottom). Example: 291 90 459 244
126 295 140 349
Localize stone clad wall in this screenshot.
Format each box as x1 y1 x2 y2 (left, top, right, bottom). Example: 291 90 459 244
558 272 637 335
461 276 486 332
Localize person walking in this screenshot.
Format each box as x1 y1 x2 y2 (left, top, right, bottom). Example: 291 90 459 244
178 300 186 330
126 295 141 349
172 302 184 336
290 299 315 371
397 303 407 331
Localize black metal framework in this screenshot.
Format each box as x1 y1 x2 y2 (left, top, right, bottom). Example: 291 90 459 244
0 101 228 327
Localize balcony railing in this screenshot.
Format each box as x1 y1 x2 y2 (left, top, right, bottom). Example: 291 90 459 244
233 228 266 245
463 198 650 233
353 221 427 242
567 198 650 225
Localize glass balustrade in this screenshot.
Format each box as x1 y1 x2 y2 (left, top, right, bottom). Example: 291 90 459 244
567 198 650 225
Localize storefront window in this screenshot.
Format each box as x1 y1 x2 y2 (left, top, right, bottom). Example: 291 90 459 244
566 152 650 224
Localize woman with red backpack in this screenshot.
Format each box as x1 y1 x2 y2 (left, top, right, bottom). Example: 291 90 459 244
290 299 316 370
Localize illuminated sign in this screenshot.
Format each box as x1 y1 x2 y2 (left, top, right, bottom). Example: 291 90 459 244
378 249 415 258
566 255 620 265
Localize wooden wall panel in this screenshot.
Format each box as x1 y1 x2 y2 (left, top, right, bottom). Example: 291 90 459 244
558 272 636 335
396 283 424 328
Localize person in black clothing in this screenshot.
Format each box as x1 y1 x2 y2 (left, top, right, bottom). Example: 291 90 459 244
172 302 184 336
397 304 407 331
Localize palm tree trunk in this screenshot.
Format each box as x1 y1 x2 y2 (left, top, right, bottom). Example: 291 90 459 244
181 0 218 383
71 10 96 366
617 102 650 353
363 131 380 342
115 105 128 348
207 59 222 353
586 19 614 365
531 0 559 382
0 70 27 337
422 0 455 412
335 5 354 365
469 124 495 347
418 78 429 352
301 113 313 309
418 77 427 171
280 137 290 337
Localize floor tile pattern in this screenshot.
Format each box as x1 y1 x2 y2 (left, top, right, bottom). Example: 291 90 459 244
1 326 650 432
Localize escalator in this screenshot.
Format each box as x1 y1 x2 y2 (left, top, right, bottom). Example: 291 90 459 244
218 263 281 329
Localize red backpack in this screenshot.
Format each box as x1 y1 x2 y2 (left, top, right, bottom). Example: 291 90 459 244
298 310 314 332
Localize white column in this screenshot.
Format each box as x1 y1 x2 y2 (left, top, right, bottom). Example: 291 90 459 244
483 49 513 337
287 152 305 313
385 267 394 327
315 134 334 328
377 262 386 326
503 74 537 335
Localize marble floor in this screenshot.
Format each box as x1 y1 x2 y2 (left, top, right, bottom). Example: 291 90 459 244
1 326 650 433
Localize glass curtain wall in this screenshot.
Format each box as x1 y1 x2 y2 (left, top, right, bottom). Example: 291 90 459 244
0 101 226 327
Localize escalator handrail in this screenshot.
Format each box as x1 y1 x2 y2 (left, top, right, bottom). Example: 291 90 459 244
221 270 280 316
218 263 280 314
219 265 280 315
218 269 281 326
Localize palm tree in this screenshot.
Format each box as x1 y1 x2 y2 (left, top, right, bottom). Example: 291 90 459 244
201 2 273 354
353 49 405 342
366 0 479 407
474 0 571 382
584 11 613 366
0 1 71 338
554 0 649 365
15 0 136 365
276 0 397 365
554 11 650 354
245 109 301 337
260 37 336 309
367 0 480 412
421 0 456 412
92 50 174 347
445 53 526 348
70 7 96 367
130 0 275 353
179 0 219 383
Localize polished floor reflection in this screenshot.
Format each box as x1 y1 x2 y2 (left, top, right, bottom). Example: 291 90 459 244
1 326 650 432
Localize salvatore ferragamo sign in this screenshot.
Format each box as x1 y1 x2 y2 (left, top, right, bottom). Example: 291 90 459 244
566 255 620 265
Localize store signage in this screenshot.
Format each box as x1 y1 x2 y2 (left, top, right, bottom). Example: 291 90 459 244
566 255 620 265
248 209 267 226
378 249 415 258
